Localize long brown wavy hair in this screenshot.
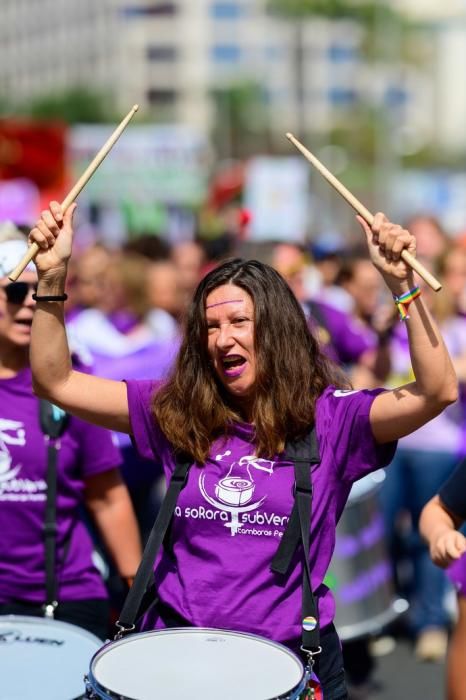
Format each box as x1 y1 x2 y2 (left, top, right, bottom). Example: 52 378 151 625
153 258 349 462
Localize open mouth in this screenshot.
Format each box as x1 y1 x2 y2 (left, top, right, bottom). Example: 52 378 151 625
221 355 246 377
14 319 32 327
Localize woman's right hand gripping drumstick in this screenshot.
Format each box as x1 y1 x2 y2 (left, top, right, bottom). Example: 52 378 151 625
28 202 131 435
29 201 77 282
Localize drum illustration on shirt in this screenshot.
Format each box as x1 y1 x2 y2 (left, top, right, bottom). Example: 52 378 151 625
199 453 276 536
215 457 256 506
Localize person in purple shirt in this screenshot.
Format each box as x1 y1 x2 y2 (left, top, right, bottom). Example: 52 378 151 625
0 227 142 640
420 459 466 700
27 202 457 699
269 242 388 385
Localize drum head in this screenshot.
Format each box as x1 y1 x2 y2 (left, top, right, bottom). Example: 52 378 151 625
89 628 306 700
0 615 102 700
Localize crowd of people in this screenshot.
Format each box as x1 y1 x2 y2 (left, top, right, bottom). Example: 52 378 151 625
1 200 466 698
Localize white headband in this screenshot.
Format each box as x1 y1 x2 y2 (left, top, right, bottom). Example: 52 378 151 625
0 240 35 278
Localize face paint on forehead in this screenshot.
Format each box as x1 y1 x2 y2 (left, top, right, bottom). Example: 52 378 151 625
205 299 245 309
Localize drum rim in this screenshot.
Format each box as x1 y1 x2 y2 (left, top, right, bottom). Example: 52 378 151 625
87 627 307 700
347 469 385 503
0 614 103 644
336 597 409 641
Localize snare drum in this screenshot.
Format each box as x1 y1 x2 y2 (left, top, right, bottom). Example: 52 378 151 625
85 628 308 700
0 615 102 700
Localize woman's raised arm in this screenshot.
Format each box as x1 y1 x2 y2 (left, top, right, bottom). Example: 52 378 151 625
357 213 458 443
29 202 131 434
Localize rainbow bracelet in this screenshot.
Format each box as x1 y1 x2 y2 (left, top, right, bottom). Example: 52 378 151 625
393 285 421 321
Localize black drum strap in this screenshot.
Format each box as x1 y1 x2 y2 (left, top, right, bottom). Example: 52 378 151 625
271 428 321 653
116 453 191 637
39 400 69 618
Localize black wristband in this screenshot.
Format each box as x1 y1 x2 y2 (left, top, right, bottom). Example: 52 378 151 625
32 293 68 302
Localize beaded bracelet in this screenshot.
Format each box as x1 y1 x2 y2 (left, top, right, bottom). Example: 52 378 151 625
392 286 421 321
32 293 68 302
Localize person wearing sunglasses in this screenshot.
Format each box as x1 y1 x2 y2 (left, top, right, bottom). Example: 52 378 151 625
0 223 142 640
1 279 37 303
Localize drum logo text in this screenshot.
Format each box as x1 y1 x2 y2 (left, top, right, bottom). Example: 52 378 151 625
0 630 65 646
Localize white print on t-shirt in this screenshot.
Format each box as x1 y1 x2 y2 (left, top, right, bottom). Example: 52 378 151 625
195 454 282 536
0 419 47 502
333 389 360 397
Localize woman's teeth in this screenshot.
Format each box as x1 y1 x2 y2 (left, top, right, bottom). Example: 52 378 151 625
222 356 246 376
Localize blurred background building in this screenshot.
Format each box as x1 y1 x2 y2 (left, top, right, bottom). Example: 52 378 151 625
1 0 466 239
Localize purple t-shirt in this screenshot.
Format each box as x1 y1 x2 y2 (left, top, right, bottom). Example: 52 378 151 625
67 308 178 452
0 367 122 603
447 556 466 597
126 380 396 649
438 457 466 595
305 301 375 366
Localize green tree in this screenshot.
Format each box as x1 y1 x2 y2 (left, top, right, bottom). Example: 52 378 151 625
23 87 116 123
211 82 270 159
0 95 12 117
267 0 398 25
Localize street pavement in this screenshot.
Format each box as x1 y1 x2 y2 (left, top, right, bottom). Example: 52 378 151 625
349 637 446 700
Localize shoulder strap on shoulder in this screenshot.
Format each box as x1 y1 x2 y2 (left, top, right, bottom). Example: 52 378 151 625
271 426 322 652
116 451 191 636
271 426 319 576
283 427 320 465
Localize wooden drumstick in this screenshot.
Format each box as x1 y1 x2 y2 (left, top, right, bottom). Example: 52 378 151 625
286 132 442 292
8 104 139 281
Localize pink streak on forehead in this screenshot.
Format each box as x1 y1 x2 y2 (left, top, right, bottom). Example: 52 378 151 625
205 299 244 309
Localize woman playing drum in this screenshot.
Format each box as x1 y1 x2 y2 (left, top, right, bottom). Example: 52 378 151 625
27 202 457 698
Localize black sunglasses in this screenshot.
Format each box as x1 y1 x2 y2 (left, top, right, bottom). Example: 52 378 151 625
1 281 38 304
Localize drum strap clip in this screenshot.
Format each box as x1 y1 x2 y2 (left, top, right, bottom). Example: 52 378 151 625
42 601 58 619
300 644 322 700
300 644 322 662
114 621 136 640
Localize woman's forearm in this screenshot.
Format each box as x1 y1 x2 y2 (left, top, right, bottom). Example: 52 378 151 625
28 203 131 433
30 272 73 399
420 496 466 567
87 478 142 580
86 470 141 579
355 212 457 410
403 302 458 405
386 276 458 407
420 496 456 546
